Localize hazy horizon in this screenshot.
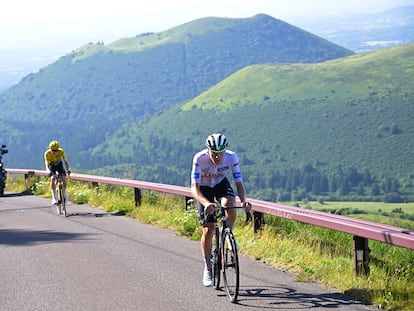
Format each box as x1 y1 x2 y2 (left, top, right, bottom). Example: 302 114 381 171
1 0 412 89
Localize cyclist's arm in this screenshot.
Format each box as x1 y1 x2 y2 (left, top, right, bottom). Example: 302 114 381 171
44 151 52 173
191 153 215 214
235 181 252 212
235 181 247 203
191 181 209 207
60 151 70 171
191 154 209 207
191 181 215 214
64 160 70 171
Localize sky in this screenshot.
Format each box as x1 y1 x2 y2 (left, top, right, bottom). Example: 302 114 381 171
0 0 412 85
2 0 412 48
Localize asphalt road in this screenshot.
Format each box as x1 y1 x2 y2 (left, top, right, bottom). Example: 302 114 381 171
0 192 375 311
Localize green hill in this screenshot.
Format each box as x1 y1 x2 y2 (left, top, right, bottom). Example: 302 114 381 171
3 15 411 201
85 43 414 202
0 14 352 170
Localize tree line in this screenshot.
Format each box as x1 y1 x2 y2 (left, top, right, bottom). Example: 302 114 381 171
245 164 411 203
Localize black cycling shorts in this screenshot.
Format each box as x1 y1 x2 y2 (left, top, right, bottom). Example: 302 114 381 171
49 162 66 176
195 177 235 225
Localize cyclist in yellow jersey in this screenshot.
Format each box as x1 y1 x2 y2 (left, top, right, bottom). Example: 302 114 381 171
44 140 71 205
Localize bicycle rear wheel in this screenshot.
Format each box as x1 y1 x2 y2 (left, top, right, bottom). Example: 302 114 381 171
211 225 221 289
222 229 239 303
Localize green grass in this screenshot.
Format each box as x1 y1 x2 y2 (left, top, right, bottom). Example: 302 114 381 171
7 176 414 310
308 201 414 214
294 201 414 230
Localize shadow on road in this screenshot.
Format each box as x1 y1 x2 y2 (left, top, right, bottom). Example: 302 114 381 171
67 211 126 218
0 228 95 246
235 285 370 309
1 191 32 197
3 190 33 198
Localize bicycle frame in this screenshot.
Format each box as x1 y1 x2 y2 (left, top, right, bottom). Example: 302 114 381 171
52 172 67 217
187 199 243 302
210 203 242 303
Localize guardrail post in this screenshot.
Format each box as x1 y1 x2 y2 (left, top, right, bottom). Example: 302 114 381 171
185 197 193 210
23 174 29 190
23 171 35 191
353 236 370 276
134 188 142 207
253 211 265 233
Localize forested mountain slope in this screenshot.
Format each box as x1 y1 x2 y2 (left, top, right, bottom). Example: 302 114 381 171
86 43 414 201
0 14 352 169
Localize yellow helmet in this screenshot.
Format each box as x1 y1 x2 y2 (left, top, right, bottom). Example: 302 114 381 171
49 140 60 150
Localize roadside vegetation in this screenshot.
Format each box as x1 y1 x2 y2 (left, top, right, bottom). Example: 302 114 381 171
7 175 413 310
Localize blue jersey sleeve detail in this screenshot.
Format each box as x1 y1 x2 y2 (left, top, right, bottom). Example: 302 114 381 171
233 172 242 180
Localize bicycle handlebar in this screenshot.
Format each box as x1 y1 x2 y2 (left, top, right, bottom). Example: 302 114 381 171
210 203 251 219
214 205 244 210
49 171 71 177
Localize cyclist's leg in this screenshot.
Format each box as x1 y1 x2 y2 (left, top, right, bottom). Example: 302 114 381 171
195 187 216 286
196 200 214 264
202 223 215 269
49 165 58 204
55 163 68 202
221 196 237 229
62 175 68 202
215 178 237 229
216 179 238 250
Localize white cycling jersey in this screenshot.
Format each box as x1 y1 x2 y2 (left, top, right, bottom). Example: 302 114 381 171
191 149 243 188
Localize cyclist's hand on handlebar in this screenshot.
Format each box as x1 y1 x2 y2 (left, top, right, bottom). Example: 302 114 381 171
204 203 216 215
242 201 252 213
66 170 71 176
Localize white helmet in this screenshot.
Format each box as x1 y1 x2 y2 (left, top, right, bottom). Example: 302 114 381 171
205 133 228 152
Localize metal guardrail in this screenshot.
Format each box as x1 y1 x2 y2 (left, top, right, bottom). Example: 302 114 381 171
7 168 414 276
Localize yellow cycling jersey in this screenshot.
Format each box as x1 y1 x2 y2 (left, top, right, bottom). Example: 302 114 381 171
44 148 68 166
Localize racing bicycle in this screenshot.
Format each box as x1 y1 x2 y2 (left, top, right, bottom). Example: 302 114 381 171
52 172 68 217
188 199 244 303
210 202 243 303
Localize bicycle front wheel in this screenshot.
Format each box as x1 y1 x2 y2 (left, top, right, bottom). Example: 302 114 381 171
211 225 221 289
54 186 61 215
61 189 67 217
222 228 239 303
57 185 64 215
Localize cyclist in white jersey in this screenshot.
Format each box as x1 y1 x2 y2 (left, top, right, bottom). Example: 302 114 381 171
191 133 252 287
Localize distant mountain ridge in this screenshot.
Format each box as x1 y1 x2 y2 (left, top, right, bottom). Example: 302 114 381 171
2 14 413 201
1 5 413 92
84 43 414 201
0 14 352 169
302 5 414 52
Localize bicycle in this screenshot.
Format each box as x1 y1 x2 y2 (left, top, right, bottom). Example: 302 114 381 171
188 199 249 302
51 172 67 217
210 202 243 303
